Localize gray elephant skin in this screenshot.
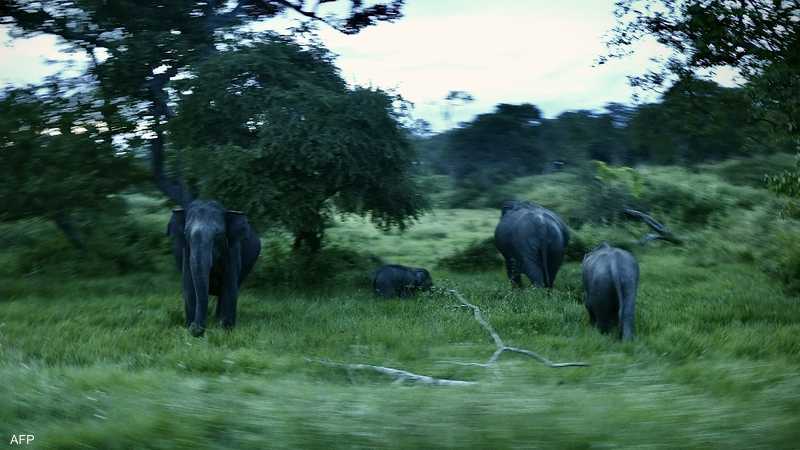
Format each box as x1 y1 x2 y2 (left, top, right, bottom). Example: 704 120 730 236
167 200 261 336
582 243 639 341
494 201 570 288
373 264 433 298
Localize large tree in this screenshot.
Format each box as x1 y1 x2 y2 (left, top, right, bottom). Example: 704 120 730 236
626 77 756 164
0 0 405 206
168 38 425 251
445 103 547 187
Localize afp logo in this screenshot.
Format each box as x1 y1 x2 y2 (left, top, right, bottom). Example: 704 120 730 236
9 434 34 445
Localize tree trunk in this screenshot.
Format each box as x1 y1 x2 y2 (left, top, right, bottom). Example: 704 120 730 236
148 70 192 206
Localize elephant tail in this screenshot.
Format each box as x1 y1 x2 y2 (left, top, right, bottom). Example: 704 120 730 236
611 259 626 335
540 245 552 288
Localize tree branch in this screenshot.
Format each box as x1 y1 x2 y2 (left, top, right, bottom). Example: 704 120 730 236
447 289 589 368
308 358 477 386
623 208 683 245
310 288 588 386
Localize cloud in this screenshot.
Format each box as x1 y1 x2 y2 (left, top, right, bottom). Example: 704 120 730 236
0 1 676 130
314 0 667 129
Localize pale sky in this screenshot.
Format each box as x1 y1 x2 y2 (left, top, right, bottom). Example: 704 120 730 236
0 0 689 131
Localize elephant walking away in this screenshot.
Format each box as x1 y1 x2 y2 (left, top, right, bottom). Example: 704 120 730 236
582 242 639 341
373 264 433 298
166 200 261 336
494 201 570 288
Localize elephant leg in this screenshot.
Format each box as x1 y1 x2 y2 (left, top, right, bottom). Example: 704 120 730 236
620 294 636 341
181 248 196 327
219 290 238 329
505 258 522 287
586 302 596 326
220 243 242 329
545 249 564 288
520 256 546 288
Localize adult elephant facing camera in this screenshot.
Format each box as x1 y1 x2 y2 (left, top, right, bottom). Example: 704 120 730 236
494 201 570 288
167 200 261 337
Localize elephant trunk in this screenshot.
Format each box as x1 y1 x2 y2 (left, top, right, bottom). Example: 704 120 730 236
188 230 214 337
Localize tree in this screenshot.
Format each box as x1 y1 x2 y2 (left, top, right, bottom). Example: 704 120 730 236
0 84 140 247
539 109 626 165
626 77 756 164
445 103 546 187
0 1 406 207
604 0 799 137
168 39 426 252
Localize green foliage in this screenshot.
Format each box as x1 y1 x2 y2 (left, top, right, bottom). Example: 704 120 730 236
2 0 407 207
594 161 643 197
711 153 797 187
445 103 546 189
249 236 384 289
172 40 426 250
626 78 759 164
766 153 800 200
0 87 140 225
4 210 170 278
563 228 591 262
606 0 800 149
761 228 800 294
435 238 502 272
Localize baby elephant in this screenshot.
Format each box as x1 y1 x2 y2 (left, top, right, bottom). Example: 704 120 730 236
373 264 433 298
582 243 639 341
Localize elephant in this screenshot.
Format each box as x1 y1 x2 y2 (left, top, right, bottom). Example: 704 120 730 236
581 242 639 341
373 264 433 298
166 200 261 337
494 200 570 288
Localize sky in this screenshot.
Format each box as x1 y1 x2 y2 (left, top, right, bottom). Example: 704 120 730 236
0 0 691 131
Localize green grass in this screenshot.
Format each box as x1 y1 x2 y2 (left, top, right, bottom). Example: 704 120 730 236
3 223 800 448
3 161 800 448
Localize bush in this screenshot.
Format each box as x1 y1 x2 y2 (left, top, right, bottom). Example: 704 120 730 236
12 212 171 277
436 238 503 272
564 229 591 262
759 226 800 294
249 237 384 288
640 173 728 226
710 153 795 187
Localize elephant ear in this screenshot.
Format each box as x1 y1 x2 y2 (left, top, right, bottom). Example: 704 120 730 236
415 268 431 283
225 211 250 242
167 208 185 237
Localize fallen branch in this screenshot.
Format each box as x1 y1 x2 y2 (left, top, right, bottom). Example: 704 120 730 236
623 208 683 245
309 289 588 387
448 289 589 368
307 358 476 386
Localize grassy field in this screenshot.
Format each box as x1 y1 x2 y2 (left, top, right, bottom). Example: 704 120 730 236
2 161 800 448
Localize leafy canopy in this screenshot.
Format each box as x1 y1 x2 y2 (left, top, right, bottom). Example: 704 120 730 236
169 39 426 250
0 85 140 223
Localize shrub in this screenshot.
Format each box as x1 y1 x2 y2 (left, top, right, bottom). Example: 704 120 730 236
249 237 384 288
564 229 591 262
760 227 800 294
436 238 503 272
640 176 727 226
13 212 171 277
711 153 795 187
